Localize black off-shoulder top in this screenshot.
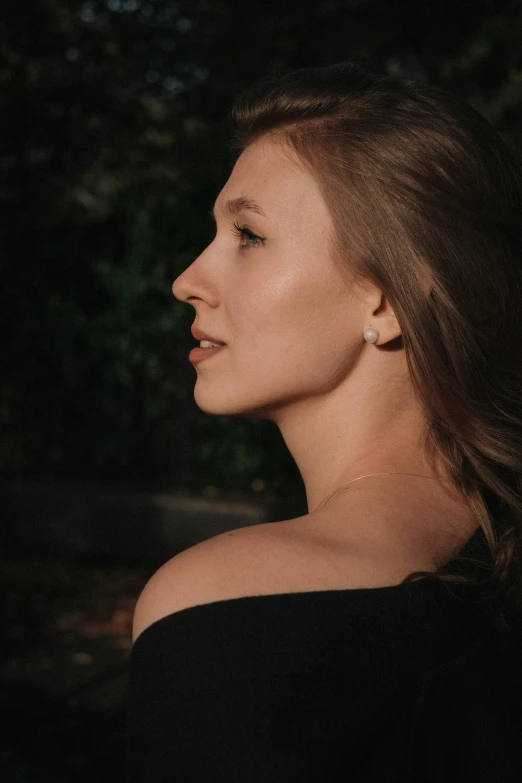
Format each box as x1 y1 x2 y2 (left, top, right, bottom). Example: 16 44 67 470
126 531 522 782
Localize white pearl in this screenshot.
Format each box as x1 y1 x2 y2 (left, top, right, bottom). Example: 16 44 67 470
363 328 378 343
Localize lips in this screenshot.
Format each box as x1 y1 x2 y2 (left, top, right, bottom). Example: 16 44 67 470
191 325 226 345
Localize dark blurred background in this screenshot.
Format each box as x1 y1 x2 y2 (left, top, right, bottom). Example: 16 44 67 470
2 1 521 779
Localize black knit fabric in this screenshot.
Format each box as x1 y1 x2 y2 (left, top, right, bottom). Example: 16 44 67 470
126 569 522 782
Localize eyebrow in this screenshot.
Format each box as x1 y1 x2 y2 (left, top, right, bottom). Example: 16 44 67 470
209 196 267 223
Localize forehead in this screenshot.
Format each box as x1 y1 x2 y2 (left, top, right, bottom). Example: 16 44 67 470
218 136 330 222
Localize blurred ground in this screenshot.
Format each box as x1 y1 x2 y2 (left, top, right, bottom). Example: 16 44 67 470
1 548 150 782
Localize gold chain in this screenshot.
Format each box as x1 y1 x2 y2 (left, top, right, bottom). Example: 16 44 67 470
315 471 452 512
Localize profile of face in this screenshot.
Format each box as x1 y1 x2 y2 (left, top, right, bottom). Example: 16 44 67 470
172 135 398 424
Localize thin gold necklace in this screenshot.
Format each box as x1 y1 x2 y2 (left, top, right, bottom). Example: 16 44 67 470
314 471 452 512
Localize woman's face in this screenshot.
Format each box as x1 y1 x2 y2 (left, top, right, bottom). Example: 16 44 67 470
172 135 370 421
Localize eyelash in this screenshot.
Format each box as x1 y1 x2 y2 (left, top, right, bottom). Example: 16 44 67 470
230 221 264 249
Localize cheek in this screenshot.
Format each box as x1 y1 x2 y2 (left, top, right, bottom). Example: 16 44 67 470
205 246 353 370
232 283 346 382
233 254 323 327
231 256 348 358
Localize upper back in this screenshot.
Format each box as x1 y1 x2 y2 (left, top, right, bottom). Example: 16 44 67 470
132 503 478 645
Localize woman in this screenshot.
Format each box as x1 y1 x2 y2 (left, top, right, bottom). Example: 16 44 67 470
126 62 522 781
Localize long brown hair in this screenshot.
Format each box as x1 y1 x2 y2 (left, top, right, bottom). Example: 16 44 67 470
229 62 522 606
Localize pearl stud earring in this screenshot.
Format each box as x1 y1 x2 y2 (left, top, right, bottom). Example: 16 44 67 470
363 328 379 343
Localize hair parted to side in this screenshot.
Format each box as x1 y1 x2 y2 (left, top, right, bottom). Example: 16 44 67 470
229 62 522 606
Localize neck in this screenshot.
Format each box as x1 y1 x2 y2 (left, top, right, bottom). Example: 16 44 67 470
314 471 455 514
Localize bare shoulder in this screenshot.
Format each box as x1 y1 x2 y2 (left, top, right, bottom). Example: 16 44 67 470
131 521 290 645
130 510 444 645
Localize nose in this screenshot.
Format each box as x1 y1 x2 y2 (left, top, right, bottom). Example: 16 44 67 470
171 248 205 302
172 241 220 305
172 267 191 302
171 258 217 308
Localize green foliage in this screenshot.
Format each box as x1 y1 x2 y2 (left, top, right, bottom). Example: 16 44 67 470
2 0 521 496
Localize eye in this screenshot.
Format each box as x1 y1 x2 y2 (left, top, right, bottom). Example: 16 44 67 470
230 222 264 250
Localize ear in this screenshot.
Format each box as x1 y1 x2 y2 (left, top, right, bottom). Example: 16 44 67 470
369 292 402 345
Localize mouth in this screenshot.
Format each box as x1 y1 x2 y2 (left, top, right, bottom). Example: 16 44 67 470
198 339 226 348
190 326 227 346
189 344 226 364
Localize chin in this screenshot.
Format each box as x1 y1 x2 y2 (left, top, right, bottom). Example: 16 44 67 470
193 386 279 421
